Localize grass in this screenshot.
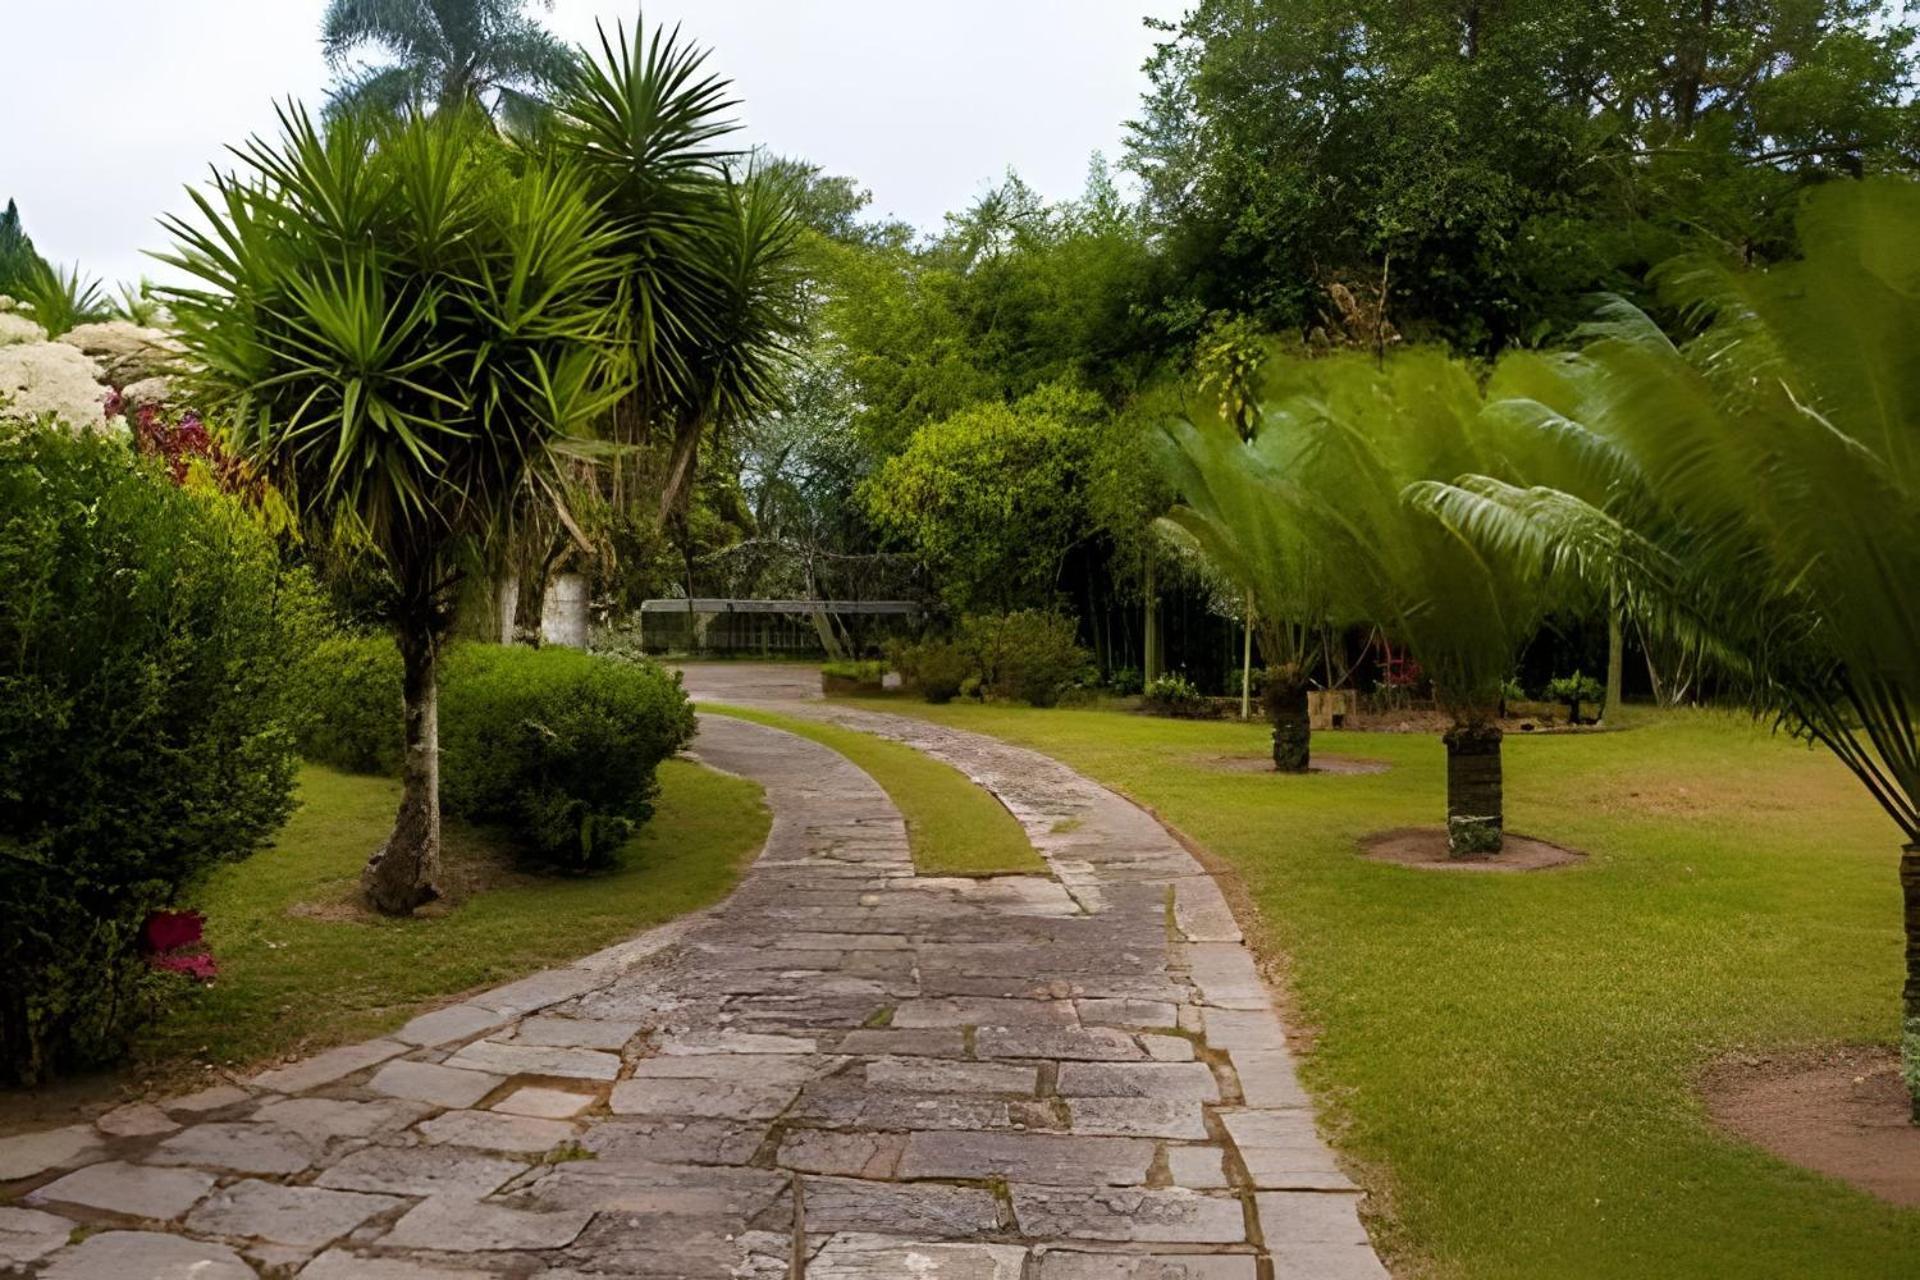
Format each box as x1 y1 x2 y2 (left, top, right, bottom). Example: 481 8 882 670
129 757 769 1085
704 702 1046 878
845 697 1920 1279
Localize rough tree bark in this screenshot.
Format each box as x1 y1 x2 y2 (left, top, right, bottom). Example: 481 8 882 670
361 616 445 915
1603 604 1624 726
1444 716 1504 855
1904 841 1919 1122
1265 663 1312 773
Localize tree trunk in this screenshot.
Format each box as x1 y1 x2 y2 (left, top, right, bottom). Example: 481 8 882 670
1144 556 1162 682
495 572 519 645
1240 593 1254 722
1265 664 1311 773
1444 717 1504 855
1603 597 1624 726
1903 841 1919 1122
361 626 444 915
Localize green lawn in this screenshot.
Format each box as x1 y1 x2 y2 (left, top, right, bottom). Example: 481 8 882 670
846 698 1919 1279
704 703 1046 877
131 757 768 1084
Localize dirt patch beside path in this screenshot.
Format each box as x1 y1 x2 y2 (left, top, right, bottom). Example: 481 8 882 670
1193 753 1391 776
1360 827 1587 871
1701 1045 1920 1208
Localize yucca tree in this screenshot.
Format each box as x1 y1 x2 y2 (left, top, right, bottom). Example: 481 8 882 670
322 0 575 134
550 18 803 523
160 105 630 913
1163 350 1554 849
1420 177 1920 1112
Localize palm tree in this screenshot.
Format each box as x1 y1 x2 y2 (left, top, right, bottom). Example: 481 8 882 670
1162 350 1554 849
160 105 630 913
1419 177 1919 1113
321 0 575 134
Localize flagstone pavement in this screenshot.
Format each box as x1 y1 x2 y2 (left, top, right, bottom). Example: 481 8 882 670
0 665 1388 1279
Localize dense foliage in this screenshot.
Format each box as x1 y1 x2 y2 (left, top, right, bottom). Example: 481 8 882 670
439 645 697 869
0 421 301 1083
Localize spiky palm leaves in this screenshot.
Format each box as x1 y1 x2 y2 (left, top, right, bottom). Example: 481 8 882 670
322 0 576 134
160 105 630 912
1161 351 1552 850
1420 177 1919 1112
549 19 804 523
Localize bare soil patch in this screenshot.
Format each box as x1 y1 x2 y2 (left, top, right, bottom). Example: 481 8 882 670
1701 1045 1920 1207
1360 827 1587 872
1193 752 1390 776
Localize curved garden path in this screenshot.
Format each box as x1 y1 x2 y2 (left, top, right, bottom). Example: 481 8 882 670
0 667 1385 1279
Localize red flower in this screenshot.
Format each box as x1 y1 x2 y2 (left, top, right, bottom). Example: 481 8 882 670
150 950 219 981
142 910 204 953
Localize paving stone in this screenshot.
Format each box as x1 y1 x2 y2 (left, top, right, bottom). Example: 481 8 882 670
367 1059 504 1108
93 1102 178 1138
519 1159 788 1216
382 1196 593 1251
626 1053 831 1086
40 1229 254 1279
28 1160 213 1221
835 1027 967 1057
808 1234 1028 1279
1075 998 1178 1028
148 1122 318 1175
252 1096 427 1140
512 1015 644 1051
417 1108 577 1154
1165 1146 1231 1190
776 1128 906 1177
251 1038 408 1093
899 1131 1155 1185
163 1084 250 1115
185 1179 405 1246
974 1026 1143 1061
1036 1251 1257 1279
1057 1062 1221 1102
0 1124 102 1180
468 966 608 1016
1170 876 1245 945
0 1205 76 1265
1064 1099 1210 1140
656 1030 818 1055
1183 945 1269 1011
300 1251 495 1279
1230 1051 1311 1108
393 1003 515 1049
1141 1034 1197 1062
866 1057 1038 1094
800 1175 1001 1237
1198 1008 1289 1055
581 1117 767 1166
316 1145 526 1198
1217 1109 1353 1190
1253 1190 1371 1245
891 997 1077 1028
1010 1186 1245 1243
1265 1242 1392 1279
609 1076 800 1121
444 1040 623 1081
495 1086 594 1119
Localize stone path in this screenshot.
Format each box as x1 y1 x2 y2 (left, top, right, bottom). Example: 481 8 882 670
0 669 1387 1279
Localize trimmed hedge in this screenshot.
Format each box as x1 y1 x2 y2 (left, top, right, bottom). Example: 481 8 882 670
0 420 301 1084
440 646 697 870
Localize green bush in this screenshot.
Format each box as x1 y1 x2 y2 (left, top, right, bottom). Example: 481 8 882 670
439 646 698 870
0 419 301 1084
1106 665 1144 696
1546 670 1606 722
959 611 1091 708
288 632 403 774
1142 671 1214 718
890 637 973 704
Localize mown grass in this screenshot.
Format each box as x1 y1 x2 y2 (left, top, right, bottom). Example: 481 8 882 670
130 757 768 1084
704 702 1046 877
849 697 1919 1279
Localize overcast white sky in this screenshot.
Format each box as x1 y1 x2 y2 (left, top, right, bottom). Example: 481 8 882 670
1 1 1186 289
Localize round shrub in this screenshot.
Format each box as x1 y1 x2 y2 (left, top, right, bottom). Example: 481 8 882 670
288 632 404 774
439 646 698 870
1142 671 1215 718
890 637 972 704
0 418 301 1084
959 611 1091 708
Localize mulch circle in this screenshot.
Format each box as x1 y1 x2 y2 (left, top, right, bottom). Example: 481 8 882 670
1700 1045 1920 1207
1193 753 1391 776
1359 826 1587 872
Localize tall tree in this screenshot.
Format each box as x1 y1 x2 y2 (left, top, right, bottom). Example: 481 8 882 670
0 200 48 298
161 106 630 913
321 0 575 133
1418 178 1920 1111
